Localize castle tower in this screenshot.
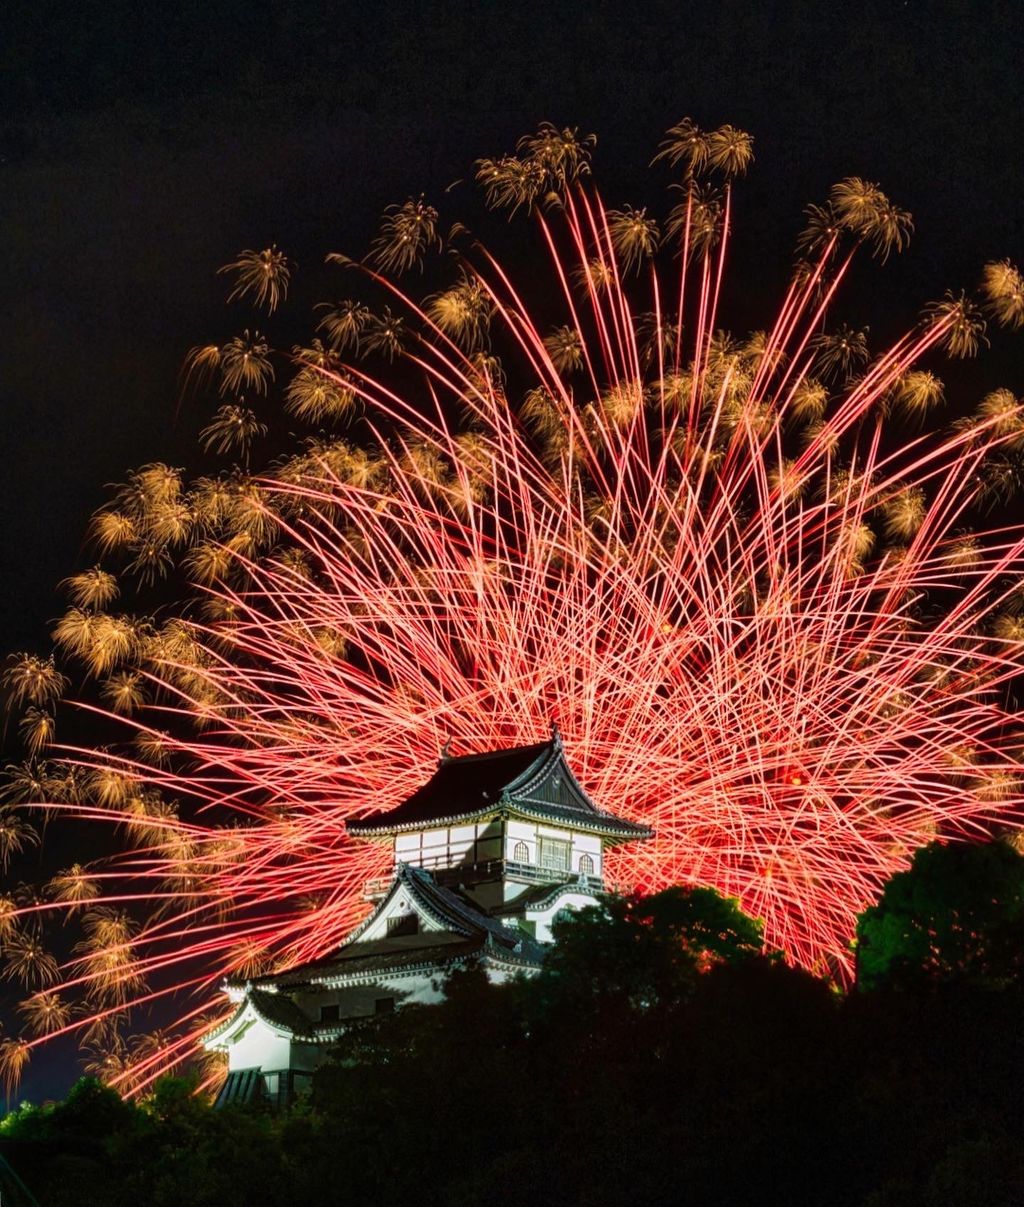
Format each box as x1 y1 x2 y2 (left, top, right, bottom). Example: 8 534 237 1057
204 733 652 1107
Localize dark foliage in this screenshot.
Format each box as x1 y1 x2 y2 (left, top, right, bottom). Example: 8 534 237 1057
3 874 1023 1206
856 839 1024 990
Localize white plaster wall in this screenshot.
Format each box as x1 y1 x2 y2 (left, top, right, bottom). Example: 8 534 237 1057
395 833 420 860
287 1042 323 1074
385 972 447 1006
483 963 538 986
219 1012 293 1072
448 824 476 863
472 819 502 865
573 832 602 876
418 829 449 866
392 821 506 871
466 880 503 910
305 971 449 1020
535 824 573 843
505 825 602 875
527 890 602 942
356 891 445 941
505 819 536 863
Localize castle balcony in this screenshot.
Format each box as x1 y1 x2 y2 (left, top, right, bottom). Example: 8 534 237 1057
362 858 604 901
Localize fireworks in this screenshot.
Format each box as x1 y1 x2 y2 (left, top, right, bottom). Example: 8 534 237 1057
4 119 1024 1096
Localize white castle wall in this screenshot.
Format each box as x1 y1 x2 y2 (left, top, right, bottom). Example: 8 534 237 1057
394 820 503 871
223 1014 292 1071
296 972 448 1023
215 1006 321 1075
526 889 601 942
395 819 604 880
505 820 602 877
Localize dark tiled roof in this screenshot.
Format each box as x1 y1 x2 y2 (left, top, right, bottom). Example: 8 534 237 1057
204 987 314 1044
346 741 550 832
346 738 653 841
400 864 539 952
268 938 488 986
247 865 548 989
330 862 519 950
257 931 547 991
506 799 651 837
248 988 314 1035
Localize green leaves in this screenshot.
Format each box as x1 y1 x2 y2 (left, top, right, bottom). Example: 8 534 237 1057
540 885 766 1014
856 839 1024 991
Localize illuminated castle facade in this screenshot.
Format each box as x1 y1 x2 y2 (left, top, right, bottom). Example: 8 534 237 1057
204 730 652 1107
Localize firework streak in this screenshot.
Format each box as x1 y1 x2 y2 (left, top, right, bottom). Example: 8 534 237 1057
8 138 1024 1094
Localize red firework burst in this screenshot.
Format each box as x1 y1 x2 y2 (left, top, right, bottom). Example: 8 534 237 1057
4 120 1024 1096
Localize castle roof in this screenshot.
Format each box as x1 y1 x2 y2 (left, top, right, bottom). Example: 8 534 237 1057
203 986 316 1047
237 863 548 991
253 934 530 990
208 860 551 1054
346 735 652 842
246 988 315 1035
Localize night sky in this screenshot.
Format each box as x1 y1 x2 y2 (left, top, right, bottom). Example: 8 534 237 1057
2 0 1022 1098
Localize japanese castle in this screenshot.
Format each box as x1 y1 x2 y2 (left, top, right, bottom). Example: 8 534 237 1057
205 729 652 1107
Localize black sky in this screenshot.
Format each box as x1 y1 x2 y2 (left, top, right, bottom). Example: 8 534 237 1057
3 0 1023 655
2 0 1023 1098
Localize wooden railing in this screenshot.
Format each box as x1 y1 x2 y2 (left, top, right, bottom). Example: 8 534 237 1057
363 859 603 899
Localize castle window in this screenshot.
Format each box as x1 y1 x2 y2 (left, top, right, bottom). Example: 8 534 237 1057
375 997 395 1014
320 1003 340 1023
578 853 595 875
387 913 419 937
539 837 570 871
512 840 530 863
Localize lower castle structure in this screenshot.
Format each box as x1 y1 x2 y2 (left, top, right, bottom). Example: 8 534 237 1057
204 730 652 1107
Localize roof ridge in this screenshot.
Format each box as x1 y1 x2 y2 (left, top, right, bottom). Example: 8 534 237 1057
504 740 560 796
407 866 525 950
444 738 551 765
245 987 313 1035
346 739 654 843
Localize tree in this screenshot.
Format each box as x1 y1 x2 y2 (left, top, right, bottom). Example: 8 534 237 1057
536 884 766 1016
141 1073 211 1143
855 839 1024 991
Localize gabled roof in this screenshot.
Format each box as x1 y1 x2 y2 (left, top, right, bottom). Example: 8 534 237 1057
257 936 497 989
248 988 314 1035
205 987 314 1046
382 863 539 952
244 864 548 989
346 735 653 842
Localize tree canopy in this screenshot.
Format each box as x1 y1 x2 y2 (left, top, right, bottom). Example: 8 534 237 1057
855 839 1024 991
535 884 767 1014
3 871 1024 1206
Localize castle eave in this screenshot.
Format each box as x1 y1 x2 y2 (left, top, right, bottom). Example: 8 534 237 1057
347 801 652 842
345 737 653 842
